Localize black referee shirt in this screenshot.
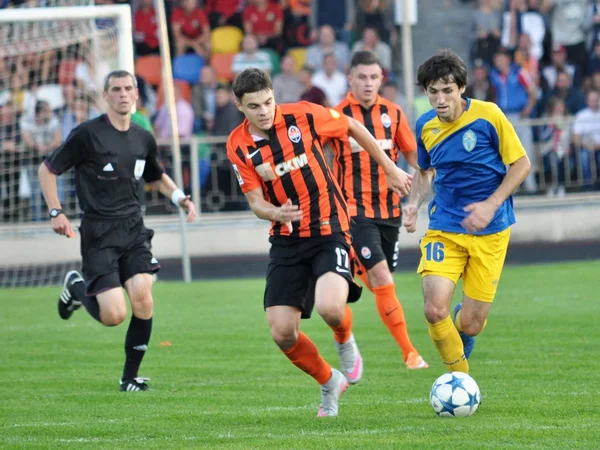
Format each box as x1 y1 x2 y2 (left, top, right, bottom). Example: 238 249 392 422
44 115 164 219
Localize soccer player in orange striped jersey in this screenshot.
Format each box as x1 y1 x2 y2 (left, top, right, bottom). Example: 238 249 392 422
227 68 413 416
331 51 429 370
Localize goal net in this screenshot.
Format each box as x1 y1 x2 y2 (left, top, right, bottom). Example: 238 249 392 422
0 3 136 287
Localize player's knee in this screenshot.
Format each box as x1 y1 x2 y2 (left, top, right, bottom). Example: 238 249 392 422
315 298 345 327
131 293 154 319
367 261 393 288
101 307 127 326
270 325 299 351
424 301 449 324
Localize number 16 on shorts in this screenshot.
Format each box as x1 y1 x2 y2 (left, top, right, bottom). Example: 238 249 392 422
424 242 445 262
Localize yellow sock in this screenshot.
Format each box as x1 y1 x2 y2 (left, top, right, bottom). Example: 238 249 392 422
427 315 469 373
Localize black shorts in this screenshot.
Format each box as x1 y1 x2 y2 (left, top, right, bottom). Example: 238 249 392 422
264 233 362 319
351 217 400 272
79 215 160 295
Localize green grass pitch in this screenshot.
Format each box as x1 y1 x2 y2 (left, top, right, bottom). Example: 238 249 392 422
1 260 599 449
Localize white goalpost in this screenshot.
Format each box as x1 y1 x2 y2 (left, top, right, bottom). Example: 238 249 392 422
0 4 191 287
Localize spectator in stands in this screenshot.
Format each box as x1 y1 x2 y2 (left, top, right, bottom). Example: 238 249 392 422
20 100 62 220
205 0 244 29
586 40 600 78
501 0 546 62
242 0 284 53
171 0 211 58
61 95 94 141
538 96 572 197
305 25 350 73
133 0 159 56
310 0 355 46
589 70 600 91
490 47 538 192
231 34 273 76
514 33 540 81
281 0 312 49
471 0 502 65
547 0 587 75
153 84 194 138
192 66 217 132
273 55 303 104
298 65 328 106
312 53 348 106
465 59 497 102
541 70 585 115
572 89 600 188
543 44 579 90
380 79 408 111
587 1 600 48
0 103 23 221
131 95 154 134
211 84 243 136
355 0 396 45
351 27 392 72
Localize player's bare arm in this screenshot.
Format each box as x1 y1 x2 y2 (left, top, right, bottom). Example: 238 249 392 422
148 173 197 223
403 150 419 171
462 154 531 233
403 168 436 233
38 162 75 238
347 117 413 197
244 188 303 233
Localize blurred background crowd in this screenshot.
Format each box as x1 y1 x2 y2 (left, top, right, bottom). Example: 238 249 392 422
1 0 600 223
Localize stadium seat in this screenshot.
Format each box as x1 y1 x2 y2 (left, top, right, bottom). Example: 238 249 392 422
211 26 244 54
263 48 281 75
58 59 77 85
172 53 205 85
156 79 193 108
135 55 162 87
286 47 306 72
211 53 235 82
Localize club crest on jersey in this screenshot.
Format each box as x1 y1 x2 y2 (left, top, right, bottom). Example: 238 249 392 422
462 130 477 152
361 246 372 259
288 125 302 144
380 113 391 128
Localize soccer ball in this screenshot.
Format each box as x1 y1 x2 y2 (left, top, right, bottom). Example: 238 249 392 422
430 371 481 417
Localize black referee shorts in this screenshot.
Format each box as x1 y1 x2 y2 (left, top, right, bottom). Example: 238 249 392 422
264 233 362 319
79 215 160 295
351 217 400 272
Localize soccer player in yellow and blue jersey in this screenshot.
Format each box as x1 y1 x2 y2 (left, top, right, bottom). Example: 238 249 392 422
403 50 532 374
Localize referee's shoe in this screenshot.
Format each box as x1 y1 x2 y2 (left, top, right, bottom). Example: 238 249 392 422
58 270 84 320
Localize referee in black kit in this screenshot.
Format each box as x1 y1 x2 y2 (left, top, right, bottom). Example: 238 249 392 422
38 70 196 392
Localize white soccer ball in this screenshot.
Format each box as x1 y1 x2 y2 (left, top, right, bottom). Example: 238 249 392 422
430 371 481 417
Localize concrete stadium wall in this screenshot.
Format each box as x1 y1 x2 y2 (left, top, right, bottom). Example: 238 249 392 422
2 194 600 266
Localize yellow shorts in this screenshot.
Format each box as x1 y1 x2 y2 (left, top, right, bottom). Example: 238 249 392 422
417 228 511 302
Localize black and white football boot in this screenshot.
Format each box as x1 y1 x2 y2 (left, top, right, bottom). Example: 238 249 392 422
57 270 84 320
120 377 151 392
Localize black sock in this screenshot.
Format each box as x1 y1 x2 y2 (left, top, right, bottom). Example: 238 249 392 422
70 280 101 323
122 315 153 381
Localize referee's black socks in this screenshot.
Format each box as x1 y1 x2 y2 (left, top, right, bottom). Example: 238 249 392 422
70 280 102 323
122 315 153 381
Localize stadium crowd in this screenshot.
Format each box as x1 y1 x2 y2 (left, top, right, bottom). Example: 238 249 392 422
1 0 600 222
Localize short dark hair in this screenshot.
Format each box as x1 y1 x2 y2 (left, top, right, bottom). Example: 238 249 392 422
103 70 137 92
232 68 273 100
350 50 381 69
416 49 468 90
34 100 49 114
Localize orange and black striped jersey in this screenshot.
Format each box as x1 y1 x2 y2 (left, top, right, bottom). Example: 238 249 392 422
331 93 417 221
227 101 352 238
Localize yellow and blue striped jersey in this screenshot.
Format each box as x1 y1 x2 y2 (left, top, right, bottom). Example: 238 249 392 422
416 98 526 235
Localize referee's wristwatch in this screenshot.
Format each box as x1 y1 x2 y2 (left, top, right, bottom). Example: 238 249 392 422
49 208 64 219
